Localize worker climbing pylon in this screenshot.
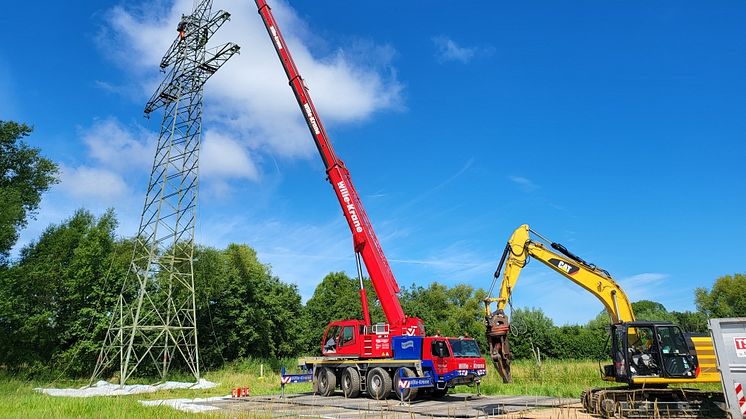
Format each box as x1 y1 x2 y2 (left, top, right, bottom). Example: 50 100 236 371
177 19 187 40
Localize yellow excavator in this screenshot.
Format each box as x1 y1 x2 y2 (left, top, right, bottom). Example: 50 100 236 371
484 224 724 418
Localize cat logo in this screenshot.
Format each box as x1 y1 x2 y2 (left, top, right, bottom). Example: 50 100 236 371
549 258 579 275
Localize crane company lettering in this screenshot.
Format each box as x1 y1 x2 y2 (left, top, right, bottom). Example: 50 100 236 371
337 181 364 233
303 103 321 135
269 26 283 50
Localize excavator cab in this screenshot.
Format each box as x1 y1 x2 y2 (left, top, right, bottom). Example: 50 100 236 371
608 322 698 384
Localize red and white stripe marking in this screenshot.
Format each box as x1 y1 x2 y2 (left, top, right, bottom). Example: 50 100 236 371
736 382 746 416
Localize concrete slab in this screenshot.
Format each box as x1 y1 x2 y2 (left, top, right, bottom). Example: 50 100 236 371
194 392 579 418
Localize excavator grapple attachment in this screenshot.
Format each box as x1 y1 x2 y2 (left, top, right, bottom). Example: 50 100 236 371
485 309 512 383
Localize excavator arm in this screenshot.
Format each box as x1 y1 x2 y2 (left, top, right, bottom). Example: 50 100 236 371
484 224 635 382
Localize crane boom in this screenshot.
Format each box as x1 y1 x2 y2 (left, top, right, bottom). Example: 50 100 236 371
255 0 417 333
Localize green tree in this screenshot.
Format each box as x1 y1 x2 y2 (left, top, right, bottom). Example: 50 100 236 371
507 308 557 360
0 209 122 374
631 300 677 323
0 121 58 262
671 310 708 333
695 273 746 318
193 243 305 367
400 283 486 349
302 272 383 353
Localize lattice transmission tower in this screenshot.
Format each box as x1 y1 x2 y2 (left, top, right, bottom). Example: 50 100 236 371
92 0 239 384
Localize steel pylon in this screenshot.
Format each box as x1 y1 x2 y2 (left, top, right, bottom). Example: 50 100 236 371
92 0 239 385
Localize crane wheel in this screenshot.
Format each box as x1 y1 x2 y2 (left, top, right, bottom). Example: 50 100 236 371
393 367 418 401
366 367 392 400
317 367 336 397
341 367 361 398
430 387 449 399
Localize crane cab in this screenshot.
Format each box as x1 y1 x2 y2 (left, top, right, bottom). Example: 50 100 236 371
321 320 393 358
607 321 699 385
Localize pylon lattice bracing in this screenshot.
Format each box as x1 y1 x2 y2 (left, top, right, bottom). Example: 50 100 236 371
91 0 239 385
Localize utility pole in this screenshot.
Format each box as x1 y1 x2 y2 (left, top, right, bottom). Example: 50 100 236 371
91 0 239 385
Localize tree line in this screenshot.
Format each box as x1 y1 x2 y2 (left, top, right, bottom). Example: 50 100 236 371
2 208 743 378
1 120 744 378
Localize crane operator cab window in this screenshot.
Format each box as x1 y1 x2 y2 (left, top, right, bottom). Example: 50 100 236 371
323 326 340 353
341 325 355 346
431 340 451 358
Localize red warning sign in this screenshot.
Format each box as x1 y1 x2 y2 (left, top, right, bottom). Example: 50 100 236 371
735 337 746 358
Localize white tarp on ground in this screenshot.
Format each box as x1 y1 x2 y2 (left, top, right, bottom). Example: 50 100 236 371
35 378 217 397
139 396 225 413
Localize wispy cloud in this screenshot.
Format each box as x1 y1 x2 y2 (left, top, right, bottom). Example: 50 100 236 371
400 157 474 211
196 215 354 301
617 272 670 302
432 36 493 64
509 175 539 192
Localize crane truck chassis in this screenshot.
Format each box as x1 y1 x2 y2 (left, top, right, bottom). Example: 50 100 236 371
300 334 487 399
484 224 725 417
254 0 486 399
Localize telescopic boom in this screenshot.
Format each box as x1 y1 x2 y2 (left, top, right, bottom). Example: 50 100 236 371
255 0 421 335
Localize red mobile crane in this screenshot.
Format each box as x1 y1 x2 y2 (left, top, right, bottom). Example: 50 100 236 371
255 0 486 399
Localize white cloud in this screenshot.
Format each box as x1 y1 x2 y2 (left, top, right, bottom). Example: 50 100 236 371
509 175 539 192
81 118 155 171
618 272 670 301
390 241 495 285
58 165 129 200
100 0 404 168
201 130 258 181
432 36 478 64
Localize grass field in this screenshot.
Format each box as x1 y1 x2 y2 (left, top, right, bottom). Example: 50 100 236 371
0 358 719 418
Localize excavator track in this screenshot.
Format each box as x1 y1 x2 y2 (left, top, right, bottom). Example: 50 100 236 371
581 387 726 418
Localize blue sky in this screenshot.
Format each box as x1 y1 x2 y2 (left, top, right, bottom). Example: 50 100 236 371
2 1 745 325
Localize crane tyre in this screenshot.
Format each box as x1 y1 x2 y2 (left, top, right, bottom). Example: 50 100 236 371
393 367 418 400
431 387 449 399
317 367 336 397
366 367 392 400
341 367 361 398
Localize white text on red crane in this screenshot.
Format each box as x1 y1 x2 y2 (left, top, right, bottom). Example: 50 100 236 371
303 103 321 135
269 26 283 50
337 181 364 233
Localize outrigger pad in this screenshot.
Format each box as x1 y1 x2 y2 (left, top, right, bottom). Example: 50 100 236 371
485 309 512 383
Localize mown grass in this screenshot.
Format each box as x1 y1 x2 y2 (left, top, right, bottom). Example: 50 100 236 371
0 358 303 418
0 358 720 417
